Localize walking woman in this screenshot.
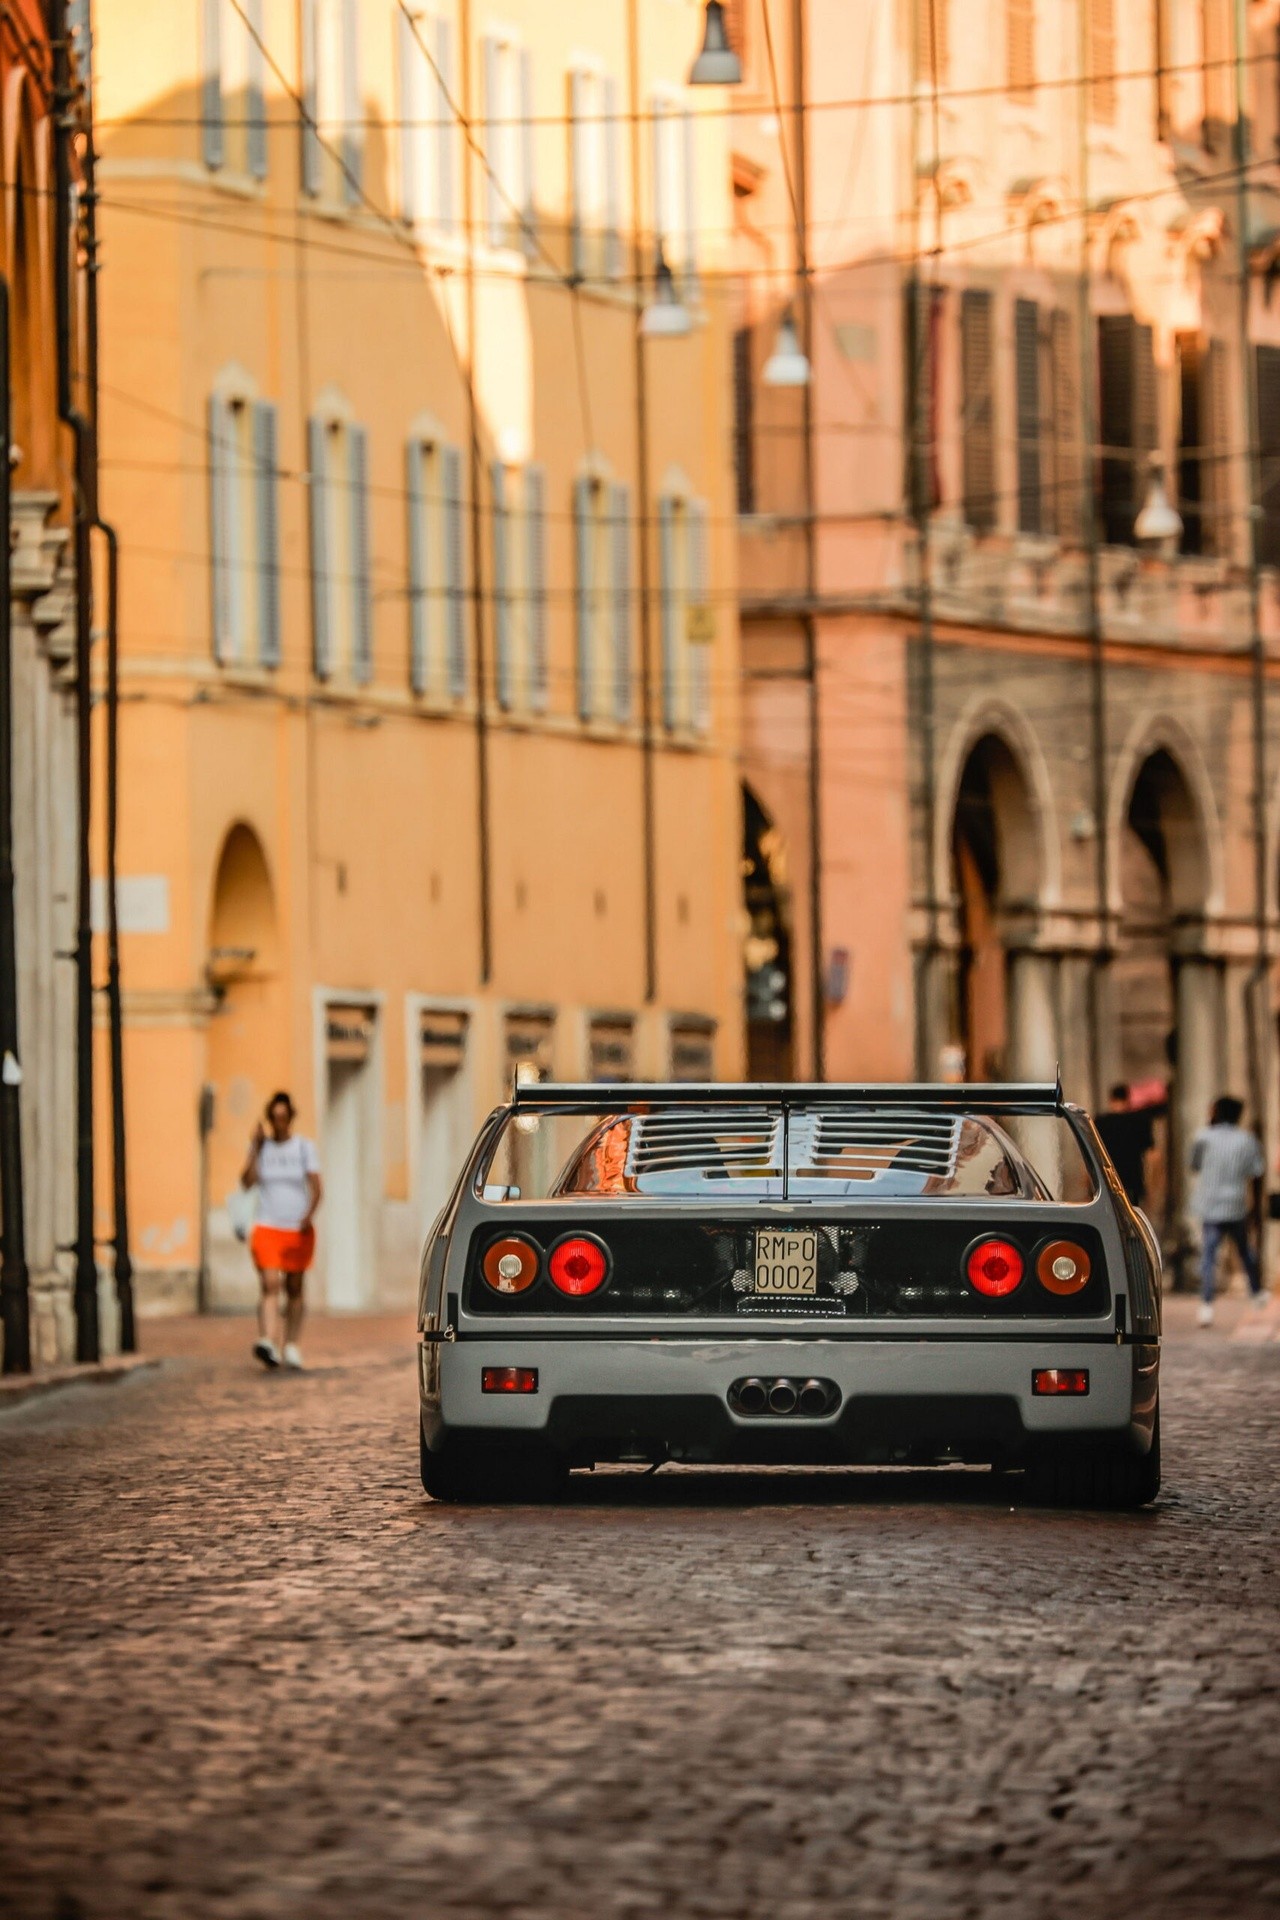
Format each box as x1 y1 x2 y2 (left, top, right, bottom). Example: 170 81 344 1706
241 1092 323 1370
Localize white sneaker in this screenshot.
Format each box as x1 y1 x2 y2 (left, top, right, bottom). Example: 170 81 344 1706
253 1338 281 1368
282 1343 304 1370
1249 1290 1272 1310
1197 1302 1215 1329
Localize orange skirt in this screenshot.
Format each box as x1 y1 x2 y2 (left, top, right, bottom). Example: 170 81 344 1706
250 1224 316 1274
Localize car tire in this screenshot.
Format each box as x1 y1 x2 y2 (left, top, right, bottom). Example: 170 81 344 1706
419 1428 568 1505
1026 1406 1161 1511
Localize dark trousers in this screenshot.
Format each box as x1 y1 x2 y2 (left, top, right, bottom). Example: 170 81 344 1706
1200 1217 1261 1303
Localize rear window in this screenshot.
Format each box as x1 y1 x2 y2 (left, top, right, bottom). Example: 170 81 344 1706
477 1106 1097 1203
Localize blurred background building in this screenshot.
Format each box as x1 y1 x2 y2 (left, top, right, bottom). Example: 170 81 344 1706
733 0 1280 1260
94 0 743 1315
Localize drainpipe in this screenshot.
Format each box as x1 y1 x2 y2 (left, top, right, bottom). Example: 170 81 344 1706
0 276 31 1373
1232 0 1268 1198
1077 0 1108 1113
793 0 822 1081
627 0 658 1009
457 0 492 988
51 0 100 1363
81 70 133 1351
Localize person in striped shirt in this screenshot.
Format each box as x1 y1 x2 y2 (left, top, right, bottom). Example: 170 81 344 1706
1189 1097 1270 1328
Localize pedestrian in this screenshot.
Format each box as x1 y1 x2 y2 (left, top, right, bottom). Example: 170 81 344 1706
1095 1081 1164 1212
240 1091 323 1370
1189 1095 1269 1328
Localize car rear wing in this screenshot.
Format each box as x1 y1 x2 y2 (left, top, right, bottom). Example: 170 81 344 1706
509 1079 1067 1114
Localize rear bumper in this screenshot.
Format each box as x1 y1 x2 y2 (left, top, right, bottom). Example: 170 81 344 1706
423 1335 1158 1466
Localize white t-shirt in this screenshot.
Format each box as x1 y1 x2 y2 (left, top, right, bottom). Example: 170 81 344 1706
255 1135 320 1230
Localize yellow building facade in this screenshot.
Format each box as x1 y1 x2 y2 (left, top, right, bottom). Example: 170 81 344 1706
95 0 743 1312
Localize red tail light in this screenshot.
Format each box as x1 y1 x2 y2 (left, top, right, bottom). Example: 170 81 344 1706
482 1366 538 1394
482 1236 539 1294
1033 1368 1089 1396
966 1237 1024 1297
548 1235 609 1296
1036 1240 1092 1296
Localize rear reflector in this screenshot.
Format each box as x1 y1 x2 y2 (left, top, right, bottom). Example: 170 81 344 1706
1032 1368 1089 1396
482 1367 538 1394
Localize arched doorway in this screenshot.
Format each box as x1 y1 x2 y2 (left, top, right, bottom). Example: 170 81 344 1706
951 733 1044 1080
1115 747 1214 1247
742 785 794 1081
205 825 284 1302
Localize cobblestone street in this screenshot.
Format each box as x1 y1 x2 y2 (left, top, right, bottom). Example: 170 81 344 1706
1 1308 1278 1920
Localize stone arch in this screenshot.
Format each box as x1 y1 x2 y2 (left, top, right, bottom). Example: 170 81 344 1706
742 782 794 1080
935 697 1059 913
204 823 285 1210
1107 715 1222 921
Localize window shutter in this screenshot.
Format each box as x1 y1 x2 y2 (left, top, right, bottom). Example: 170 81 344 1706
492 460 513 709
407 439 429 693
253 401 280 667
442 443 466 697
1177 332 1204 557
525 463 548 711
349 424 373 683
914 0 949 84
1097 313 1136 544
483 37 502 245
733 325 755 514
201 0 223 169
519 45 536 260
1203 337 1228 561
681 108 697 299
960 289 995 533
1014 298 1041 535
1049 307 1079 542
688 498 710 734
245 0 268 178
435 16 455 229
658 496 678 731
300 0 322 195
208 392 233 662
398 7 419 224
1006 0 1034 100
1256 345 1280 568
341 0 362 205
1087 0 1115 123
603 75 622 280
569 69 587 279
307 415 331 677
609 482 632 723
574 475 594 722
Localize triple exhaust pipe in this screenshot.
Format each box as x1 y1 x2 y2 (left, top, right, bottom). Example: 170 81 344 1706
731 1377 838 1419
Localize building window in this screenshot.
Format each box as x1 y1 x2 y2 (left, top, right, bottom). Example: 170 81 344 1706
903 281 943 516
569 67 622 282
658 493 710 735
308 410 373 682
1256 344 1280 567
574 474 632 725
397 8 456 230
914 0 949 85
202 0 268 177
482 33 536 255
1086 0 1116 124
301 0 362 204
960 289 996 533
1006 0 1035 101
208 387 280 666
406 436 467 698
1178 334 1227 559
733 326 755 515
651 93 697 297
491 462 548 713
1097 314 1158 547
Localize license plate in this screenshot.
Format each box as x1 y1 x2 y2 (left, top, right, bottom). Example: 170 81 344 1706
754 1229 818 1296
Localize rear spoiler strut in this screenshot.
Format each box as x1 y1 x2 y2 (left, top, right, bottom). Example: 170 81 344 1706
510 1079 1066 1112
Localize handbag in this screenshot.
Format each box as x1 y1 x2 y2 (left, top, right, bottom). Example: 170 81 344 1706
226 1184 256 1243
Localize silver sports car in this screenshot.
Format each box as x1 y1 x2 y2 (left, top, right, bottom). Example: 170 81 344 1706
416 1082 1161 1507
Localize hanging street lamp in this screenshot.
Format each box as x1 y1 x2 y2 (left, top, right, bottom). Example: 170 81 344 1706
688 1 742 86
